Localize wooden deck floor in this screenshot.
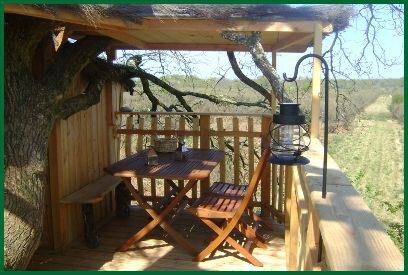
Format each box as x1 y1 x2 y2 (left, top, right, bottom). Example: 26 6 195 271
29 206 286 271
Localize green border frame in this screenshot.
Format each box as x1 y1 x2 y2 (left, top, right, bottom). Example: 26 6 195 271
1 0 406 273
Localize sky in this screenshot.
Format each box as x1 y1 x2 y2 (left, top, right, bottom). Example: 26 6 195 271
120 4 404 80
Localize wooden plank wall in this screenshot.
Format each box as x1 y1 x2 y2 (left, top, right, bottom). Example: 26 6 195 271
46 75 121 250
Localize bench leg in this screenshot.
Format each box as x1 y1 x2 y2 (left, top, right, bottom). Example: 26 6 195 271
116 182 131 218
81 203 99 248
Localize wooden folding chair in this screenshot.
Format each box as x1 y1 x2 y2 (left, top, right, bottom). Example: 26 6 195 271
188 148 271 267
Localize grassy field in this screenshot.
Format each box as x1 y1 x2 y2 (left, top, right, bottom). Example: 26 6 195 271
328 95 404 252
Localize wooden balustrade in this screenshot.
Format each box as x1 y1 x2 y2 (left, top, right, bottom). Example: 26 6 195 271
285 139 404 271
114 112 403 271
115 111 286 219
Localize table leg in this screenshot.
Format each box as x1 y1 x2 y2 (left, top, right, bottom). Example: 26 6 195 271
118 177 198 255
166 180 195 205
115 181 131 218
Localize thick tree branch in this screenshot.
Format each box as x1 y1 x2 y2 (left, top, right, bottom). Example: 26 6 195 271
42 36 112 102
56 79 105 119
86 59 270 110
227 51 271 103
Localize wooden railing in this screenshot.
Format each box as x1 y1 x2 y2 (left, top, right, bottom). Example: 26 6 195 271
114 112 403 271
286 139 404 270
115 111 289 219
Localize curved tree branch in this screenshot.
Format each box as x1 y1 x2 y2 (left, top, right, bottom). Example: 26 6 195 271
85 58 270 111
227 51 271 103
222 31 290 103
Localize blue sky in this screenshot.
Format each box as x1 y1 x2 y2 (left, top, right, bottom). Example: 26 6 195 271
184 6 404 80
121 4 404 80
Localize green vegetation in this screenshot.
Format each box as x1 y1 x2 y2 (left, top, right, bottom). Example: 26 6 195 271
328 95 404 252
389 92 404 123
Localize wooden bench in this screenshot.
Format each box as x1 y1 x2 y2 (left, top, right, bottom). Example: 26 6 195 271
61 174 130 248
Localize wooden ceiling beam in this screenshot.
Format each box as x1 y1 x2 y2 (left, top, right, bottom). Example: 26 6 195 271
109 41 307 53
269 33 313 52
97 30 146 49
5 4 333 34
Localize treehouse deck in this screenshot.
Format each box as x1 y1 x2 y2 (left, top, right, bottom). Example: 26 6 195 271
28 206 286 271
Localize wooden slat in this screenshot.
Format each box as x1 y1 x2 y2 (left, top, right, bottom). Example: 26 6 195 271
232 117 240 184
260 115 271 216
48 121 63 251
192 117 199 198
247 117 255 182
288 166 299 270
216 118 226 182
125 115 133 156
178 117 186 189
116 128 262 138
271 164 277 218
136 117 145 195
293 166 311 270
278 165 285 216
284 166 293 270
150 116 158 198
116 111 273 117
164 117 172 196
199 115 211 193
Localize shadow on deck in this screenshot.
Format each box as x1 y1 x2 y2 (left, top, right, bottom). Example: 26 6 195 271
29 206 286 271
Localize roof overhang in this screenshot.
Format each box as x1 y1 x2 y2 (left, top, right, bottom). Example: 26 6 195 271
5 4 334 52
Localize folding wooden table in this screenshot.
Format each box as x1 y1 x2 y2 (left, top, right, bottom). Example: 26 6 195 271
104 148 224 255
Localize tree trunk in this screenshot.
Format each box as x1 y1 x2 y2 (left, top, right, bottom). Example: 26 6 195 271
4 55 55 269
4 15 111 270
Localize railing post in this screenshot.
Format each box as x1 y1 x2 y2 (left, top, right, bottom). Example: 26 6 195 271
233 117 240 184
200 115 210 192
261 115 271 216
125 115 133 156
284 165 294 270
310 22 322 138
216 117 226 182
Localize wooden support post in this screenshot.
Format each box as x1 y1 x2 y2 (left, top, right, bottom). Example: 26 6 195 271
310 23 323 138
271 51 278 218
